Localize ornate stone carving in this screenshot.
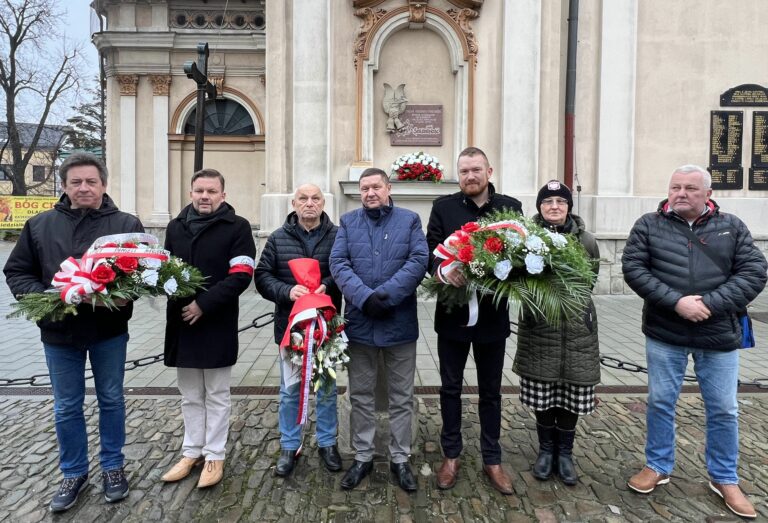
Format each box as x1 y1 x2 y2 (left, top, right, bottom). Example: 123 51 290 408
259 74 266 88
382 83 407 133
353 7 387 68
351 0 387 7
149 75 171 96
447 8 479 58
116 74 139 96
408 0 427 25
169 9 265 30
446 0 483 9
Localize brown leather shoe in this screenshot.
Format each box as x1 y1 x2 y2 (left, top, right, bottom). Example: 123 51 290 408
709 482 757 519
197 460 224 488
161 456 204 482
627 466 670 494
482 464 513 495
436 458 460 489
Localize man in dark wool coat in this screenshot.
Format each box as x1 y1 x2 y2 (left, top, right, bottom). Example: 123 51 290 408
426 147 523 495
160 168 256 489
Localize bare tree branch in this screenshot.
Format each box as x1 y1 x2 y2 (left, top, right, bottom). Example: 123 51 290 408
0 0 81 195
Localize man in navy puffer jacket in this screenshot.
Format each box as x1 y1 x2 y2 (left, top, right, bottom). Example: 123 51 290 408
330 167 428 492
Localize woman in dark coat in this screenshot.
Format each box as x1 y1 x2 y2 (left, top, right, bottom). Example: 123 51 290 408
512 181 600 486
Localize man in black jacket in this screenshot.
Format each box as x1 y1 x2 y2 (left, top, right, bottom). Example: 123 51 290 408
160 169 256 489
622 164 766 519
426 147 522 494
3 153 144 512
254 184 343 478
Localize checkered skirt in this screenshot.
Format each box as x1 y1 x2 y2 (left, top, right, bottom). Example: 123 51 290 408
519 377 596 415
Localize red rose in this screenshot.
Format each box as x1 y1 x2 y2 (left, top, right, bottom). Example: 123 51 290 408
91 264 116 284
484 236 504 254
122 242 138 249
102 242 118 248
457 245 475 264
453 230 469 244
115 256 138 273
322 309 335 322
335 324 345 334
461 222 480 233
313 328 323 342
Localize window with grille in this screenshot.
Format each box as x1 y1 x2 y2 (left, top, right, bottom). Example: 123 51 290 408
184 99 256 135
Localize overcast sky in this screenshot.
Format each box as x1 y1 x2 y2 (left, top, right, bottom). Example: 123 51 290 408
65 0 99 78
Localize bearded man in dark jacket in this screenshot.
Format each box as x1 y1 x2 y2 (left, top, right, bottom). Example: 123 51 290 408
161 169 256 489
426 147 522 495
622 164 766 519
4 153 143 512
254 184 343 478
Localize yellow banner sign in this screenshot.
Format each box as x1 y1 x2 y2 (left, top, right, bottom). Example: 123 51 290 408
0 196 58 229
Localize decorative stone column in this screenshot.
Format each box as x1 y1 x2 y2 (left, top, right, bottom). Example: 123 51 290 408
149 74 172 224
597 0 637 195
116 74 138 215
292 0 330 192
501 0 541 195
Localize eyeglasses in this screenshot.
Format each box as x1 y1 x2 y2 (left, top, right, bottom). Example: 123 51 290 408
540 198 569 207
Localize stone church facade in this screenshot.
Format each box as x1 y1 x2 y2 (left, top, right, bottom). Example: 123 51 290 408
92 0 767 293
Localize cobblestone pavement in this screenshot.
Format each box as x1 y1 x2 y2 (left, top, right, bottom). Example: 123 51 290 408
0 394 766 522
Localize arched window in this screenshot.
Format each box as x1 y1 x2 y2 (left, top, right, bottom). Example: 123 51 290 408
183 98 256 135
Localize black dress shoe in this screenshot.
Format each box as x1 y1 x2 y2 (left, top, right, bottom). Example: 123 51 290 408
390 462 417 492
275 450 297 477
340 460 373 489
318 445 342 472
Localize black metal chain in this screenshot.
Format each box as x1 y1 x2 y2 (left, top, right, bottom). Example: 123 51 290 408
600 355 768 389
0 313 275 387
2 312 766 390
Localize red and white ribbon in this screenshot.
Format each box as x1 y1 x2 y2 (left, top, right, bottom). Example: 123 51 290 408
51 256 108 304
228 255 255 276
280 308 328 425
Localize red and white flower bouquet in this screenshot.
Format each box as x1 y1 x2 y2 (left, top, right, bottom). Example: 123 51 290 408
8 233 205 322
390 151 444 182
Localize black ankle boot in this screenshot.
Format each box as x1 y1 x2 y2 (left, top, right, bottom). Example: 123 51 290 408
532 423 556 481
556 427 578 486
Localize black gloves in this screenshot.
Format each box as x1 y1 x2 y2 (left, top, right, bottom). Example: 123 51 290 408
363 291 392 317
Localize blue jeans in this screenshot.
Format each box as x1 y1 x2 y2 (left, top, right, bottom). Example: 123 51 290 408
645 337 740 484
278 355 338 450
44 333 128 478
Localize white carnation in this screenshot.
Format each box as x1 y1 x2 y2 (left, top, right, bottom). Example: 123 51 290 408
163 277 178 295
141 269 159 286
525 253 545 274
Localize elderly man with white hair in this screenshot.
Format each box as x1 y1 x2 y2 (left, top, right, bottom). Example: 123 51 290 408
622 164 766 519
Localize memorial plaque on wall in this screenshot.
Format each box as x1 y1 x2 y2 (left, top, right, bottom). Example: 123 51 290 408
708 166 743 190
720 84 768 106
748 168 768 190
749 111 768 190
709 111 743 167
391 105 443 146
752 111 768 166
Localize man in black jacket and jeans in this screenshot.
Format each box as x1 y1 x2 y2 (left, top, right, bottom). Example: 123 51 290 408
255 184 343 478
4 153 144 512
426 147 522 494
622 164 766 519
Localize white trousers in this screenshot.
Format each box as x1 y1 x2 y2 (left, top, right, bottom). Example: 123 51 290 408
177 366 232 460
